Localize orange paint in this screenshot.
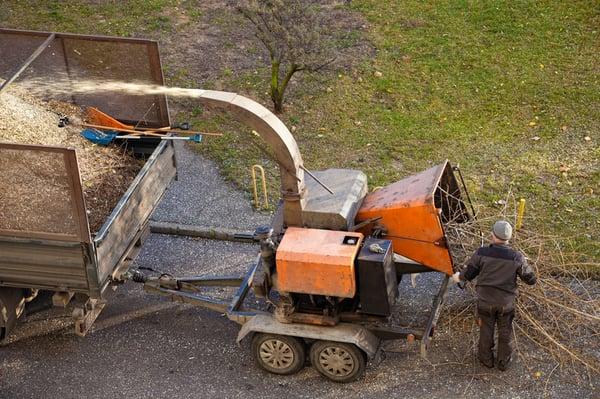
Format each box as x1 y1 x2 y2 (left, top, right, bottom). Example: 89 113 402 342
85 107 133 130
275 227 363 298
357 162 458 275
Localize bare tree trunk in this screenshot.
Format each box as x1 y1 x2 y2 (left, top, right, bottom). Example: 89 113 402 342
270 59 298 114
270 60 283 113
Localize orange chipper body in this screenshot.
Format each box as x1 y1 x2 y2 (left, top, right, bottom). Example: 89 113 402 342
356 162 464 276
275 228 363 298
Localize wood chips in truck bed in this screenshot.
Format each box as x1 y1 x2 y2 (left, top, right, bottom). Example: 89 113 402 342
0 85 142 234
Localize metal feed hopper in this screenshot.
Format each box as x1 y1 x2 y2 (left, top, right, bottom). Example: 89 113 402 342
357 160 471 275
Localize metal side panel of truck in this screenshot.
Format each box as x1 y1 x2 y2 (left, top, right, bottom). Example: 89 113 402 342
0 139 176 298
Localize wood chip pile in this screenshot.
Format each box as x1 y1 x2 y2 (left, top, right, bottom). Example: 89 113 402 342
0 85 141 233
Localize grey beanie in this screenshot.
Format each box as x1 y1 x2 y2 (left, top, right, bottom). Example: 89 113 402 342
493 220 513 241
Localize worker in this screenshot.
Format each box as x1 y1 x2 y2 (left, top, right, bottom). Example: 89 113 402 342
452 220 536 370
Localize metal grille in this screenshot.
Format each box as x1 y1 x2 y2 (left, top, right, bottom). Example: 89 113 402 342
0 143 90 242
0 29 169 127
0 32 48 76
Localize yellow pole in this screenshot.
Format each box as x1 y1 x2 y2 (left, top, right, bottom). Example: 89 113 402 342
516 198 526 230
251 165 269 209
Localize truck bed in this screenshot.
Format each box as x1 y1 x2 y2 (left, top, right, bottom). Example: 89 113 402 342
0 139 176 299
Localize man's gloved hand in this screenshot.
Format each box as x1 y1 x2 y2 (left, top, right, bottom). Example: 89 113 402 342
451 272 461 284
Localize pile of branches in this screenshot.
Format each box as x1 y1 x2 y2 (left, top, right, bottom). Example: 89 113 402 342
443 191 600 377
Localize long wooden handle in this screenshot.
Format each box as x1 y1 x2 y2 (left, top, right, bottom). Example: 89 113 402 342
81 123 223 137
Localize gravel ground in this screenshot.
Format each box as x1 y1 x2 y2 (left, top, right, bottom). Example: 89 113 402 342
0 145 596 398
152 142 270 230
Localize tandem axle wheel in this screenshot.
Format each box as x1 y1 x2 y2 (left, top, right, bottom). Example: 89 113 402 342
250 333 367 383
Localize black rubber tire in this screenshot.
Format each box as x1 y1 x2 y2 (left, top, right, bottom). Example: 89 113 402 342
251 333 306 375
309 341 366 383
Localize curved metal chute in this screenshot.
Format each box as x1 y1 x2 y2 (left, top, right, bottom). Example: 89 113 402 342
193 90 306 226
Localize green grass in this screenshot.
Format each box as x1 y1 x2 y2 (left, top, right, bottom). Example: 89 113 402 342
195 1 599 262
1 1 598 263
1 0 181 36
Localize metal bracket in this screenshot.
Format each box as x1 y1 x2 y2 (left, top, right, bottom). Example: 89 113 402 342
72 298 106 337
420 274 450 357
52 291 74 307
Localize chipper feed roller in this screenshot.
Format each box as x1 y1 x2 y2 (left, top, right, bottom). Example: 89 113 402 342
134 89 473 383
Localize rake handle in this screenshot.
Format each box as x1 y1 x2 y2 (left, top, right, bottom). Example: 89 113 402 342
81 123 222 137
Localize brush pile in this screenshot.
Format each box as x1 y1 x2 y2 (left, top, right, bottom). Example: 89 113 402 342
444 193 600 378
0 85 141 232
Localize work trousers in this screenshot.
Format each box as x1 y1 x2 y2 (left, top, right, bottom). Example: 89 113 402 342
477 301 514 368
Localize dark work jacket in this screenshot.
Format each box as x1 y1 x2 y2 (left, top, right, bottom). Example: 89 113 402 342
459 243 536 308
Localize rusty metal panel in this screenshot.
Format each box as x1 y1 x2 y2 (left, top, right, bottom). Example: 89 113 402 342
0 237 89 292
275 227 363 298
0 28 170 128
0 143 91 243
0 31 50 78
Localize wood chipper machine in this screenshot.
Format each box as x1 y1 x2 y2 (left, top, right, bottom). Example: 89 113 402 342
0 28 474 384
125 90 474 382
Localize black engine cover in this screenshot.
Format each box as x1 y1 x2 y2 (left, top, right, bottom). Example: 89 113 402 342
356 238 398 316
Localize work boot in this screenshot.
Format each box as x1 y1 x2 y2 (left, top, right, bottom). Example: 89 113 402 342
497 356 512 371
479 357 494 369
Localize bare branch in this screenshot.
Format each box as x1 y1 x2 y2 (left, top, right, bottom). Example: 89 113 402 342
235 0 337 112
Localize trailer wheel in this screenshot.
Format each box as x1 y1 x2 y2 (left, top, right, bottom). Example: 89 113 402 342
309 341 366 383
251 333 306 375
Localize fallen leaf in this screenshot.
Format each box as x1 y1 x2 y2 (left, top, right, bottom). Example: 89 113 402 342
559 165 570 172
529 121 537 126
317 134 324 138
374 71 383 77
584 136 591 141
531 136 541 141
561 125 568 131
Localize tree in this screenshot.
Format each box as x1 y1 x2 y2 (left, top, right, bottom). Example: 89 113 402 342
235 0 335 113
